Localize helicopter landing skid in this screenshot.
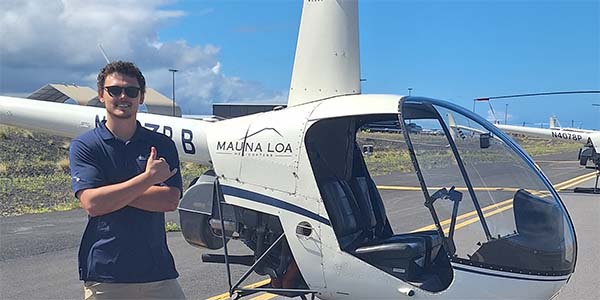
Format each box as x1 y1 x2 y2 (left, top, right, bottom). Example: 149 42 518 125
573 167 600 194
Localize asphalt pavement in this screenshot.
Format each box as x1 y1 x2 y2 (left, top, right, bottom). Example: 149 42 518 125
1 152 598 300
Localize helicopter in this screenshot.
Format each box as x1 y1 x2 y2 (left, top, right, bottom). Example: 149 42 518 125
474 92 600 194
0 1 577 299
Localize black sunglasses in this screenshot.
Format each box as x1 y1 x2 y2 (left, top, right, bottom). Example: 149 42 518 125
104 86 141 98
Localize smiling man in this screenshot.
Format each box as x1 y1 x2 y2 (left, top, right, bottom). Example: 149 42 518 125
69 61 185 299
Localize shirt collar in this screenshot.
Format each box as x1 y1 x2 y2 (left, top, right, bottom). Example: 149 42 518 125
97 120 146 142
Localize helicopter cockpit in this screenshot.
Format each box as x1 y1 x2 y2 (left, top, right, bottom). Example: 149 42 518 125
305 96 577 293
178 96 577 298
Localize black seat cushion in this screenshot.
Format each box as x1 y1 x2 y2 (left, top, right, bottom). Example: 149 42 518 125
352 231 442 281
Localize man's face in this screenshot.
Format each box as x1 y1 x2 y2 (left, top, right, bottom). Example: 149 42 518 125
99 73 144 120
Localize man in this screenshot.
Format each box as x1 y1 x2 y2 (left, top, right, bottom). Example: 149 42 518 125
69 61 185 299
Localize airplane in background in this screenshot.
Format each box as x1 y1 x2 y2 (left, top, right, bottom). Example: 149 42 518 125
475 92 600 194
0 1 580 299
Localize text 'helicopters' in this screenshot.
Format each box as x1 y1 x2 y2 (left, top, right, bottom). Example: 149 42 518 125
0 1 578 299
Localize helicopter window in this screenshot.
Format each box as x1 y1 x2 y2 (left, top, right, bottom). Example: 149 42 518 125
402 102 576 276
306 115 454 292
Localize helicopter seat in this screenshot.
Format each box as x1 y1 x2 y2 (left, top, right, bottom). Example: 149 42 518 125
471 189 567 272
511 189 564 251
353 231 442 282
319 178 364 249
319 176 444 282
506 189 566 270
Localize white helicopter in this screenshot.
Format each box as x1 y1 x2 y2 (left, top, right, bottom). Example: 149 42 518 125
474 93 600 194
0 1 578 299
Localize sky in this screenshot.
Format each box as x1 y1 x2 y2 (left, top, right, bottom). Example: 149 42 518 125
1 0 598 129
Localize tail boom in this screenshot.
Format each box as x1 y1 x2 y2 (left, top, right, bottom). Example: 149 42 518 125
0 96 212 165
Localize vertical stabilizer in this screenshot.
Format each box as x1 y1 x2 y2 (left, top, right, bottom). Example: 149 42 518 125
447 113 465 141
288 0 360 107
550 116 558 129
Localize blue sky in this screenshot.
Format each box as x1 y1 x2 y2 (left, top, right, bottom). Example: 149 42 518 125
1 0 599 128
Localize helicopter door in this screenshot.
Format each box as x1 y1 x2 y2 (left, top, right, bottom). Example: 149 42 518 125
400 98 576 278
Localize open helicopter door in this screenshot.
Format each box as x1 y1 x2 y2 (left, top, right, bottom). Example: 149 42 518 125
399 97 577 299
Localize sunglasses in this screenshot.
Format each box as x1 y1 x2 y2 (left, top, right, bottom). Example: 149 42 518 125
104 86 141 98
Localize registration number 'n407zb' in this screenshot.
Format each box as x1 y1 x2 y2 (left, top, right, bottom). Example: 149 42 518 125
144 122 196 155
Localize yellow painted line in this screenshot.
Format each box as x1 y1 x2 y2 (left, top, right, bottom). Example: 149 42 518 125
248 293 278 300
446 203 514 234
380 171 596 194
555 173 598 191
535 160 580 164
437 171 597 233
377 185 522 192
206 279 271 300
553 172 598 189
377 186 422 191
412 197 516 232
411 171 597 233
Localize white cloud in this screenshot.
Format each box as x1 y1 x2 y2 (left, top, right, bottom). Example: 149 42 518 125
0 0 286 114
144 65 286 114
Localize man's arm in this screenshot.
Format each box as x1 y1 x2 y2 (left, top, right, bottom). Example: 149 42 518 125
127 185 180 212
78 146 176 216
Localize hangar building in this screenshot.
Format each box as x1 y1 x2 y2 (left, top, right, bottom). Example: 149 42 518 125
28 84 181 117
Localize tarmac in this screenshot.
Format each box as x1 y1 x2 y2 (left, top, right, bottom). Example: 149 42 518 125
1 152 598 300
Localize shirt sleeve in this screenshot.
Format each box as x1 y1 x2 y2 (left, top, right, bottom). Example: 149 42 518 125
161 139 183 197
69 139 105 198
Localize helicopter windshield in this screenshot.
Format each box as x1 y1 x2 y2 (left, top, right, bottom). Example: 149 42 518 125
399 97 576 275
304 98 576 291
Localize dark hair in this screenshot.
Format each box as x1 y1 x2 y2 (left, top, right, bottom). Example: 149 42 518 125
97 61 146 95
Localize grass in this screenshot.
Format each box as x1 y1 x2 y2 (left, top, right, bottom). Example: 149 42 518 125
0 174 74 216
16 201 81 215
363 150 413 176
165 221 181 232
0 126 8 140
56 157 70 173
181 162 210 188
357 131 583 176
514 136 581 156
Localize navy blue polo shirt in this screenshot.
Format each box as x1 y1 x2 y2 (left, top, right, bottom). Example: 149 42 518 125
69 120 182 283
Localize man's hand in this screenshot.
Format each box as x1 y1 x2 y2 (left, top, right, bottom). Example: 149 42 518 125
77 146 180 216
145 146 178 185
